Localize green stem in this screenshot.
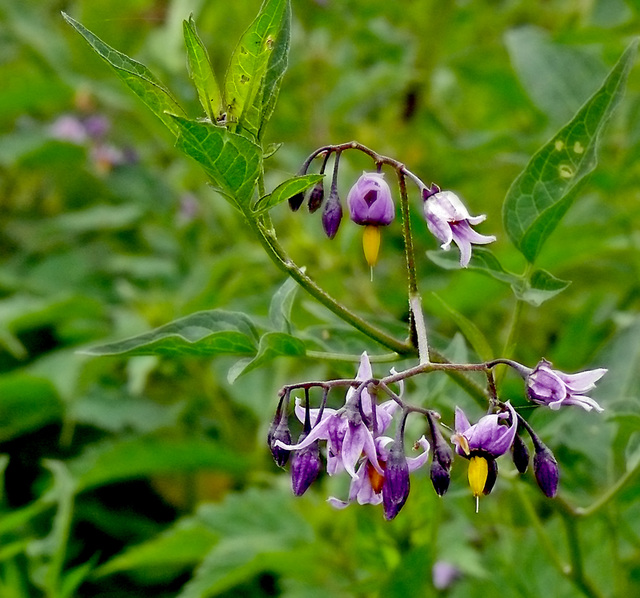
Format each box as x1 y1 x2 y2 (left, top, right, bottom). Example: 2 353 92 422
247 214 414 355
398 171 430 364
558 458 640 518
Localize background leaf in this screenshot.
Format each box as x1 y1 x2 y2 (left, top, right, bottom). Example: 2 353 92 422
502 39 638 263
82 310 258 357
62 13 185 136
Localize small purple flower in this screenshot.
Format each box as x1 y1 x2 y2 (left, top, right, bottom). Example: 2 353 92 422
452 402 517 508
423 189 496 267
276 352 397 479
327 435 430 511
347 172 395 226
525 359 606 412
452 402 517 459
49 115 87 144
432 561 462 591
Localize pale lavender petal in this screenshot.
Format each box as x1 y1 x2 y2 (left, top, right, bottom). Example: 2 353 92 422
557 368 607 393
454 406 471 434
453 235 472 268
406 436 431 472
327 497 350 509
342 422 366 478
562 395 604 412
356 351 372 381
275 416 331 450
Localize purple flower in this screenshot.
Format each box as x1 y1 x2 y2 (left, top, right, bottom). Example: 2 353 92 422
327 435 430 511
452 402 517 508
49 115 87 144
276 352 397 479
432 561 462 591
452 402 517 459
525 359 606 412
423 189 496 267
347 172 395 226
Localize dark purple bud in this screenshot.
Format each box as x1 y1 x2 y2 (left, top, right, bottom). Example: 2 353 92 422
307 181 324 213
290 436 322 496
267 414 292 468
288 191 305 212
482 457 498 495
511 433 530 474
427 412 453 496
382 438 410 520
533 444 559 498
322 190 343 239
430 458 451 497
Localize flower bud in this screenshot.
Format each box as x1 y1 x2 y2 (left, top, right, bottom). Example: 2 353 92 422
267 414 292 468
322 190 343 239
347 172 395 226
307 181 324 213
382 440 410 520
288 191 305 212
430 458 451 497
290 437 322 496
533 444 559 498
511 433 530 474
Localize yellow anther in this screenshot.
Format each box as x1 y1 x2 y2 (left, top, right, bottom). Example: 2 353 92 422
468 456 488 499
362 225 381 267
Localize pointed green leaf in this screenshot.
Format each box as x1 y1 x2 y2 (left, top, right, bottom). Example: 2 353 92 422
81 310 258 357
224 0 288 138
169 115 262 206
227 332 305 382
503 39 638 263
183 15 222 122
62 12 185 136
511 269 571 306
430 293 494 361
257 0 291 138
268 276 300 333
253 174 323 214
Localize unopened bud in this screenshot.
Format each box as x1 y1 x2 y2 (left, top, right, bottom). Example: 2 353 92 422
267 414 292 468
291 437 322 496
511 433 530 474
430 458 451 497
382 440 410 520
533 444 559 498
288 191 305 212
307 181 324 213
322 191 343 239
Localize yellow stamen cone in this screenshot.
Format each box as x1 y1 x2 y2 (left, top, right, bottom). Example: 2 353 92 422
362 225 381 267
468 456 488 499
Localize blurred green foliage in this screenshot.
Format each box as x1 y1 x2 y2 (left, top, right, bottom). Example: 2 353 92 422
1 0 640 597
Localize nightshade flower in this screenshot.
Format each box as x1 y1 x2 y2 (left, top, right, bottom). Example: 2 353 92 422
327 434 430 514
276 352 397 479
423 188 496 267
525 359 606 412
347 172 395 267
451 402 517 511
533 443 559 498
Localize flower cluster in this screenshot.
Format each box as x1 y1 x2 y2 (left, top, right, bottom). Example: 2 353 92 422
289 144 496 268
269 354 606 518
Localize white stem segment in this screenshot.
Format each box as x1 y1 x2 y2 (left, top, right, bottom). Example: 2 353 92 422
409 293 430 365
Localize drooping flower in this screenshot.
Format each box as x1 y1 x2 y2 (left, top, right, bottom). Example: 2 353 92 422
451 402 517 510
327 434 430 512
276 352 397 479
290 435 322 496
347 172 395 267
423 188 496 268
524 359 606 412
